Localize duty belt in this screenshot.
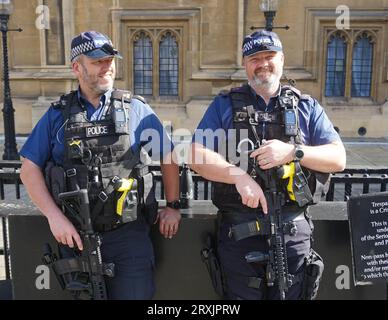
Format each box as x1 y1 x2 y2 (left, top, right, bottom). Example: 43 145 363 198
224 268 305 290
220 209 305 241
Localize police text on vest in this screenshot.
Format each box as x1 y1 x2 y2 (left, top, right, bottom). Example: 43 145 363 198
86 125 109 137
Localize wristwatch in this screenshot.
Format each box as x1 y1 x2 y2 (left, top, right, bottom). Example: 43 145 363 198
166 200 181 209
294 144 304 161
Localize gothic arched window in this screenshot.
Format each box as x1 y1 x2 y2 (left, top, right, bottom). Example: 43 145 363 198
351 34 374 97
133 32 153 96
159 32 179 96
325 34 347 97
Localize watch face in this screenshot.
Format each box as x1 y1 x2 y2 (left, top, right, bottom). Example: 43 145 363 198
295 148 304 160
167 201 180 209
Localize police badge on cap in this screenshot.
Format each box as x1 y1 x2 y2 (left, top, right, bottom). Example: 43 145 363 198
242 30 283 57
70 31 123 62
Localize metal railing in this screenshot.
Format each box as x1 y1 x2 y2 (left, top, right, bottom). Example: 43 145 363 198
0 161 387 203
150 165 212 200
326 169 388 201
151 166 388 202
0 160 21 280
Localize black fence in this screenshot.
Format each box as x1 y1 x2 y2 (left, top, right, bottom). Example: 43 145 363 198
1 160 388 283
0 160 21 281
0 161 387 203
151 165 388 202
326 169 388 201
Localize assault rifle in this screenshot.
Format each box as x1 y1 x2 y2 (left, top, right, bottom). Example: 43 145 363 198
43 189 114 300
245 163 293 300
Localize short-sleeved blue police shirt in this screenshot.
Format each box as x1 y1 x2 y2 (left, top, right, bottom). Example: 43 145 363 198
193 86 341 150
20 89 174 169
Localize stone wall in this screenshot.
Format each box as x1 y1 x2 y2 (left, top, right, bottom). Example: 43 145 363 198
0 0 386 138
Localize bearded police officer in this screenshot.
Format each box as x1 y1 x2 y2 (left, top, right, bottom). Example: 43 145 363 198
20 31 181 300
191 30 346 300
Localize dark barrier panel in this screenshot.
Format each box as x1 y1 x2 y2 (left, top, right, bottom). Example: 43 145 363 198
8 214 73 300
1 200 387 300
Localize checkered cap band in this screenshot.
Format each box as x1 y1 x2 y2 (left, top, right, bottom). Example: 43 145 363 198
71 40 97 61
242 30 283 57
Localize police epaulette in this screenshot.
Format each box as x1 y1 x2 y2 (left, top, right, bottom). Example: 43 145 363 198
51 93 70 109
230 83 252 94
111 89 133 103
281 85 310 100
133 95 147 104
219 84 249 96
230 86 247 93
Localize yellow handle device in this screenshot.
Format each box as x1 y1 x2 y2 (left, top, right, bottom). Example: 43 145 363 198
69 140 81 147
116 178 134 216
279 162 296 201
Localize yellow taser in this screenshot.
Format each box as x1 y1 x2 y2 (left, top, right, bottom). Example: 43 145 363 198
278 162 296 201
116 178 135 216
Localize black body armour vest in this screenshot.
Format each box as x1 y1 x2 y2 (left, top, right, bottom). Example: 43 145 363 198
52 90 144 231
212 84 309 212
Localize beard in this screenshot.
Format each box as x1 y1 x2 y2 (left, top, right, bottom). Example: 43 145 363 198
80 63 114 94
248 68 282 90
95 78 114 93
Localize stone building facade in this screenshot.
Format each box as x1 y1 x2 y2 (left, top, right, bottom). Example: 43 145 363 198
2 0 388 138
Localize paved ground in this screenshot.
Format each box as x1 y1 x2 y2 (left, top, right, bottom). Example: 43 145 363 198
343 139 388 169
1 137 388 281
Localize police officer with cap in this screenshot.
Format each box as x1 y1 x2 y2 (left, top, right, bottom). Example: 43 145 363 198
20 30 181 299
190 30 346 300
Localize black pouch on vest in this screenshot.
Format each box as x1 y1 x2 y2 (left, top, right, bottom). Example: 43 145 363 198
133 164 158 225
63 164 89 190
44 162 66 206
301 249 324 300
141 171 158 225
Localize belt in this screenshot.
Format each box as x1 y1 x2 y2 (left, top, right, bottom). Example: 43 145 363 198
220 208 306 225
220 209 306 241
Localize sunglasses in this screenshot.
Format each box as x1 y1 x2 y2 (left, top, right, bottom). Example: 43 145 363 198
100 43 119 56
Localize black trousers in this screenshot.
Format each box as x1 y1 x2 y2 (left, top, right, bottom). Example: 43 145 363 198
217 215 312 300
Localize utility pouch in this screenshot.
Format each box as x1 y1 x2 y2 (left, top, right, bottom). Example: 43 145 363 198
200 234 225 297
142 172 158 225
292 162 314 207
301 249 324 300
133 164 158 225
44 162 66 206
63 164 89 191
